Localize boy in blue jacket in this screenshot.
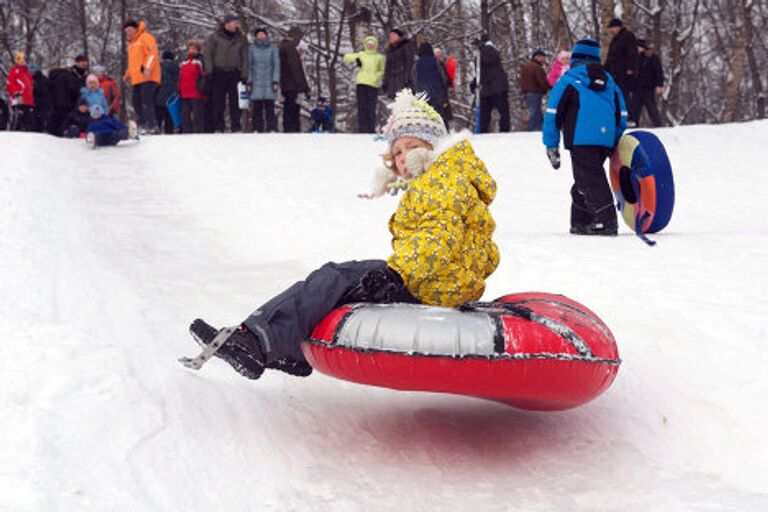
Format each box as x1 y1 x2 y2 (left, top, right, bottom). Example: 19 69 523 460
310 96 334 132
85 104 138 148
543 38 627 236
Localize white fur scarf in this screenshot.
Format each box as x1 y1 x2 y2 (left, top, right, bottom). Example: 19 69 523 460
368 130 473 197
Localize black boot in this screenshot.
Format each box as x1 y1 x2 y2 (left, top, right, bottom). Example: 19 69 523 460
267 357 314 377
189 319 265 380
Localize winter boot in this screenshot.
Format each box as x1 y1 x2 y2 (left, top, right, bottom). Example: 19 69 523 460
267 357 314 377
86 132 96 149
570 219 618 236
186 319 266 380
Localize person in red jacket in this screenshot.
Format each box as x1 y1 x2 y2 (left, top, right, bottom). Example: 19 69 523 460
92 65 120 116
6 52 35 131
178 40 207 133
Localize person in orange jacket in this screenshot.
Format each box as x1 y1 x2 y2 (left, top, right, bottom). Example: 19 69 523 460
123 19 161 133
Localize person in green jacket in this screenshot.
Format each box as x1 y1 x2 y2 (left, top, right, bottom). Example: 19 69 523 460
343 36 385 133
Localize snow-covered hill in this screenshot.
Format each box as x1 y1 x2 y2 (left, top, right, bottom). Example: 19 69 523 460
1 123 767 511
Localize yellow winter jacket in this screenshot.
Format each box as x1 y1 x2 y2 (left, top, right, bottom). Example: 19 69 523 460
387 139 500 307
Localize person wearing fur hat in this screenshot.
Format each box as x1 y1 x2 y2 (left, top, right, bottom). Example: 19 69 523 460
6 52 35 131
186 89 499 382
543 38 628 236
343 35 385 133
79 73 109 114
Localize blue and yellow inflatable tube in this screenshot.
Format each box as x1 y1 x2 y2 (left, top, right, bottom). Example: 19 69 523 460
609 131 674 235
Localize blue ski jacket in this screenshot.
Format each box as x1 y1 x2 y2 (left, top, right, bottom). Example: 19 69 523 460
79 87 109 114
542 62 627 149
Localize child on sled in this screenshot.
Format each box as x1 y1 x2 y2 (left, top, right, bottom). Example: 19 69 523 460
185 89 500 380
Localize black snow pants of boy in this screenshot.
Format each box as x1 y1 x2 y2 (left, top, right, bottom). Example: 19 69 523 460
243 260 419 365
569 145 617 229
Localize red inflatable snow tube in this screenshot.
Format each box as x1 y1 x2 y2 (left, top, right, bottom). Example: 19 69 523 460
301 292 620 411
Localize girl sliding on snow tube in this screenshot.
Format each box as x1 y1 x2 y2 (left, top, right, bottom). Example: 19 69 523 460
186 89 500 380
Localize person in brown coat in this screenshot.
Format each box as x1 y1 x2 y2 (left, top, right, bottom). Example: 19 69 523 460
519 49 551 131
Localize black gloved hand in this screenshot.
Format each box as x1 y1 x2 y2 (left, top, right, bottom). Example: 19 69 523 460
546 147 561 170
345 267 416 304
355 58 362 68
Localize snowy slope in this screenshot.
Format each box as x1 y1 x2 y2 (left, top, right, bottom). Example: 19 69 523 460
1 123 766 511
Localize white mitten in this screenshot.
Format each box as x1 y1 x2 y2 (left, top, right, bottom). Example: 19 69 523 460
404 147 433 178
367 166 397 198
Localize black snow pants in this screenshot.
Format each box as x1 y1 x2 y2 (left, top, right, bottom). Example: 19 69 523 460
356 84 378 133
251 100 277 132
243 260 419 365
479 92 510 133
569 146 617 229
630 88 662 127
211 69 242 132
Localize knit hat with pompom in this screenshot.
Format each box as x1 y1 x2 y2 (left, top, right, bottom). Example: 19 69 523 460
381 89 447 148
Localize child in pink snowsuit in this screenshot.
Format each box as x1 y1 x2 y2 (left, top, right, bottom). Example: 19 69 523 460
547 50 571 87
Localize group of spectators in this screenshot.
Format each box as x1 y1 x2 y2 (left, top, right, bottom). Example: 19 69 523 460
2 15 665 136
520 18 665 132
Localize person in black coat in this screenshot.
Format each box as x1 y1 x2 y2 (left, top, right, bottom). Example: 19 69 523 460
156 50 180 134
49 55 89 136
382 29 415 99
0 97 9 130
279 26 310 133
412 42 449 125
472 35 510 133
630 39 664 127
29 63 53 133
604 18 637 111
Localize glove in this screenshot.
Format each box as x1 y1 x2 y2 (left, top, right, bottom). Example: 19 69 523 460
344 267 415 304
272 82 279 92
546 147 561 170
355 58 362 68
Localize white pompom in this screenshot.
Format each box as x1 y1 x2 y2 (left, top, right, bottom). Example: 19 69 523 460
389 89 430 116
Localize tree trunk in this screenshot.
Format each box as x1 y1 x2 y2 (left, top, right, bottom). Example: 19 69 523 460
721 0 749 123
600 0 615 54
548 0 568 51
743 0 765 118
481 0 490 35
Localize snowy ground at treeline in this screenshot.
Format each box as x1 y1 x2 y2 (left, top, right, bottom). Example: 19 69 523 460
1 121 767 512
